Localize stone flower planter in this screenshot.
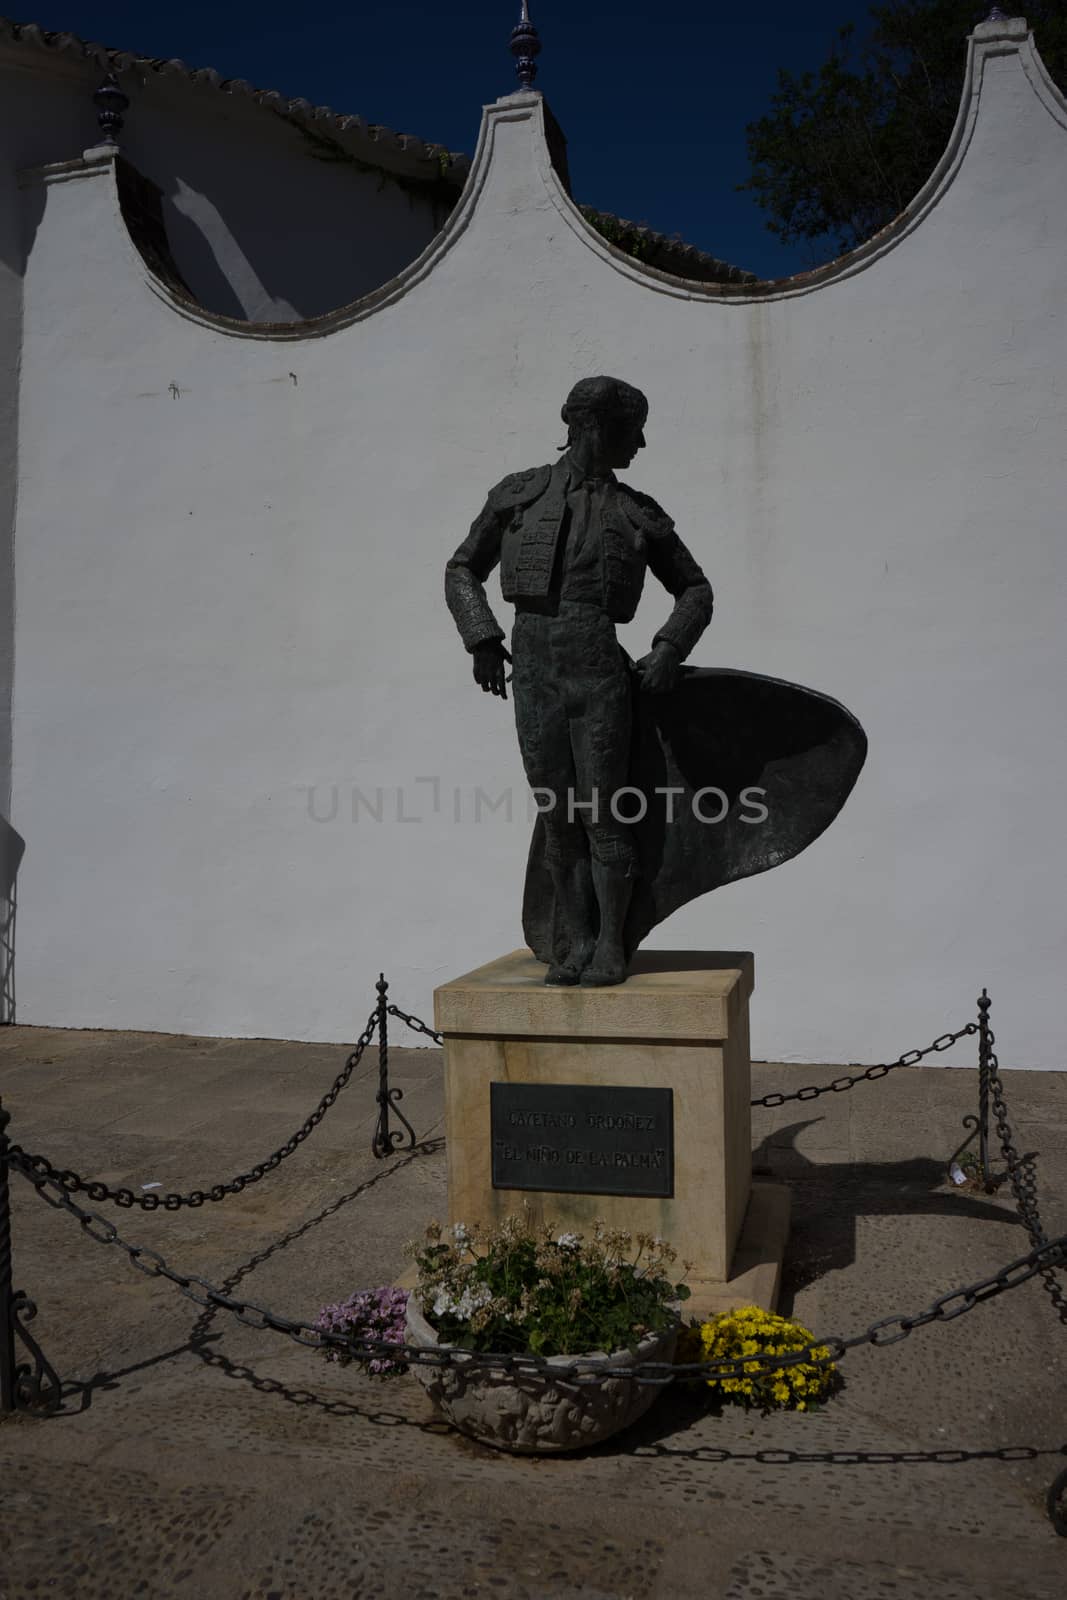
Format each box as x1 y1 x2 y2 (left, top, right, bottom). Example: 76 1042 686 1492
404 1296 678 1453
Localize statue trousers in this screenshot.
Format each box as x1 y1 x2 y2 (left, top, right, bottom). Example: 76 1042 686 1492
511 601 637 875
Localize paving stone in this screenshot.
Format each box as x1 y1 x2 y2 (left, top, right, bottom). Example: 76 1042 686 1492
0 1025 1064 1598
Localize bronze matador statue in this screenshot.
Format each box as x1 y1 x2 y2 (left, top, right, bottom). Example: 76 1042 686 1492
446 376 866 987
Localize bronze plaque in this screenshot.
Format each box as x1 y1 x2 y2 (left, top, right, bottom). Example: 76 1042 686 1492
490 1082 674 1198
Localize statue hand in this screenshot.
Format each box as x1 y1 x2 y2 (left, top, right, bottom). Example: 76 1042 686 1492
472 639 513 699
635 639 680 694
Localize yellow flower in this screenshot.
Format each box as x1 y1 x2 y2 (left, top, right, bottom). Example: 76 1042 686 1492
676 1304 837 1411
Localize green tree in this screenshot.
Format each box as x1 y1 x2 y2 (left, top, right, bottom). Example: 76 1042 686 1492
742 2 1067 260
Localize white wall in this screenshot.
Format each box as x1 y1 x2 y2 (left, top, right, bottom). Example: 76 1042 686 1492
9 17 1067 1066
0 45 457 321
0 92 20 1021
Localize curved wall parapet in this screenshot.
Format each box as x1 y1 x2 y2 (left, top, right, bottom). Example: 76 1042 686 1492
546 15 1066 303
35 14 1063 339
0 26 467 323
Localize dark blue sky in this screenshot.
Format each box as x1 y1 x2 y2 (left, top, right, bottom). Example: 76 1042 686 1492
32 2 976 278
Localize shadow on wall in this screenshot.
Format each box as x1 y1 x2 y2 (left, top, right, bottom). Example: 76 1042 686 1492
9 179 43 278
126 133 459 324
0 816 23 1023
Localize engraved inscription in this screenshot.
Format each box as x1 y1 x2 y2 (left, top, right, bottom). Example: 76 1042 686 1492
490 1083 674 1198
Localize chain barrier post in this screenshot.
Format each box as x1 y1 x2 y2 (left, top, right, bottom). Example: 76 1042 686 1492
0 1097 16 1411
371 976 418 1157
371 975 391 1158
952 989 997 1189
0 1097 61 1416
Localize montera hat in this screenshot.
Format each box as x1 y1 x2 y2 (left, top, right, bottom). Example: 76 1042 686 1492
561 376 648 428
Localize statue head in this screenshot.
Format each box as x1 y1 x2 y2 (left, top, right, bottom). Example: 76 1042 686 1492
561 376 648 470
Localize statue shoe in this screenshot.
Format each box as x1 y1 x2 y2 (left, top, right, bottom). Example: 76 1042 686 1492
545 962 581 986
579 958 627 987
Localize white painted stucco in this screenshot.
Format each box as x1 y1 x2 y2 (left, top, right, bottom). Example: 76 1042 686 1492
6 17 1067 1065
0 41 459 321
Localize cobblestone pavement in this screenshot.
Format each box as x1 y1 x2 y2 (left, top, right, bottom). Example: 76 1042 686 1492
0 1020 1064 1599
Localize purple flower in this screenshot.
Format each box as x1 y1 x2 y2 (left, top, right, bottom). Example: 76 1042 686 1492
314 1287 409 1376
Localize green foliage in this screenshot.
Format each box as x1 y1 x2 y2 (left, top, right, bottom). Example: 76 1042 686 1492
742 2 1067 257
580 209 651 261
408 1216 689 1357
275 111 461 217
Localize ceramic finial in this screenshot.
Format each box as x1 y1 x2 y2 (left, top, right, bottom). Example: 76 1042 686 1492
510 1 542 91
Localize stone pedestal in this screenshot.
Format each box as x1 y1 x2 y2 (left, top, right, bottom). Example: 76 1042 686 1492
433 948 788 1316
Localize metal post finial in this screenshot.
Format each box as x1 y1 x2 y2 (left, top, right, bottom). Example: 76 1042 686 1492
510 0 542 91
93 70 129 146
985 7 1010 20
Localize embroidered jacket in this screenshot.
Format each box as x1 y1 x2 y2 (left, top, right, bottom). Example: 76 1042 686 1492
445 454 713 658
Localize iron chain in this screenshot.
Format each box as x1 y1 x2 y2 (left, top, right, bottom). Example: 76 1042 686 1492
13 1160 1065 1388
749 1025 979 1108
7 1006 380 1212
385 1004 442 1046
384 1007 981 1107
984 1020 1067 1323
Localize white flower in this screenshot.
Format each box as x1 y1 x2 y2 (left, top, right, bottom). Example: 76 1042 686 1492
451 1222 471 1246
432 1281 491 1323
453 1284 492 1320
556 1232 580 1249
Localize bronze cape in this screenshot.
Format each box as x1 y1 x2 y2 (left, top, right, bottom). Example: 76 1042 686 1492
521 661 868 964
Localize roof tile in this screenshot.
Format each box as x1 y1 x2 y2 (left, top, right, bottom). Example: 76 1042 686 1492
0 14 755 282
